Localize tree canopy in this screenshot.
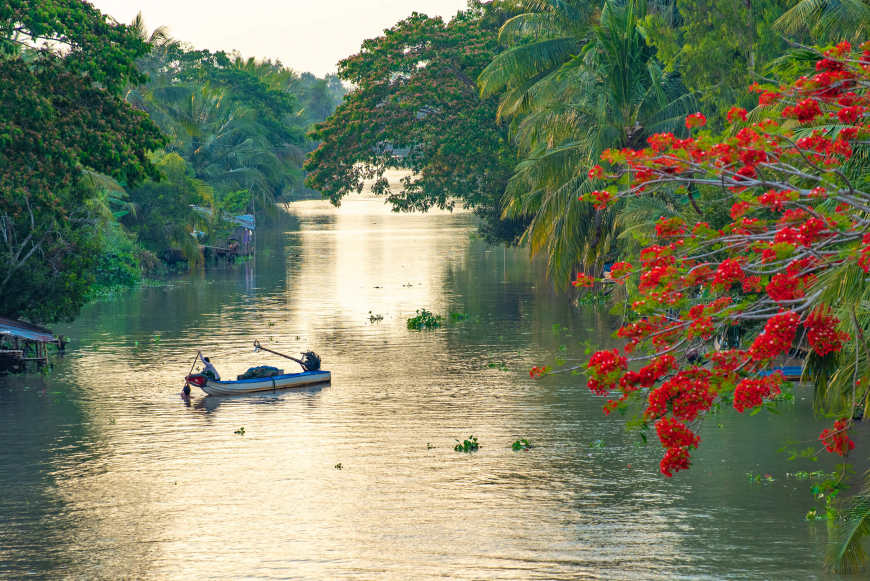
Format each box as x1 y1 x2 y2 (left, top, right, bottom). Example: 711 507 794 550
304 5 529 245
0 0 166 323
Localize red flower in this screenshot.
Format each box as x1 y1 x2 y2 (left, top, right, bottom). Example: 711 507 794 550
805 307 850 356
733 373 782 412
588 165 604 179
586 349 628 395
748 310 800 361
730 201 752 219
727 107 748 123
838 106 863 124
685 112 707 129
820 418 854 456
655 217 686 238
783 99 822 123
573 273 595 288
583 190 614 210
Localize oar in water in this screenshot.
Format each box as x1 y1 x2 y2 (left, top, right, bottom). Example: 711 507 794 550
182 350 201 396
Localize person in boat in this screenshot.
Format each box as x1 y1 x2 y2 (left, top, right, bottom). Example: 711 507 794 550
199 354 221 380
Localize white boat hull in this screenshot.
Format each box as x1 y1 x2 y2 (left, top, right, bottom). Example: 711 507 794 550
197 370 331 395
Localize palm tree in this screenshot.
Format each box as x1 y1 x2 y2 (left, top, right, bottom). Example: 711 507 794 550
492 0 695 285
479 0 598 121
774 0 870 42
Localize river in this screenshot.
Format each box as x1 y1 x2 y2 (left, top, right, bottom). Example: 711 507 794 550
0 183 866 580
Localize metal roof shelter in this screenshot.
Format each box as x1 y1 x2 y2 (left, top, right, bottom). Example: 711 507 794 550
0 317 57 343
0 316 63 373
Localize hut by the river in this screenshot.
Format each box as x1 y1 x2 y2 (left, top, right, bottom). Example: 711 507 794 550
0 317 65 373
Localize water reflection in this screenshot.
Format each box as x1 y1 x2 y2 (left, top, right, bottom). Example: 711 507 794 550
0 180 866 579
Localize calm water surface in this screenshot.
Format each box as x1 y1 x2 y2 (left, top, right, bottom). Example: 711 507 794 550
1 187 867 580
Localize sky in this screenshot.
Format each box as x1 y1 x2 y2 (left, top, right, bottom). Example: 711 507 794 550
90 0 470 77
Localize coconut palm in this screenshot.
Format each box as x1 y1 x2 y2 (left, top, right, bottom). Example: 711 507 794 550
479 0 598 121
497 0 695 285
774 0 870 42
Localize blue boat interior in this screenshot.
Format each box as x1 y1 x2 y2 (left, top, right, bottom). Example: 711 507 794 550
217 370 330 384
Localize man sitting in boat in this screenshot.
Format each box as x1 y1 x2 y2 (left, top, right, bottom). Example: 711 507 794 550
199 354 221 380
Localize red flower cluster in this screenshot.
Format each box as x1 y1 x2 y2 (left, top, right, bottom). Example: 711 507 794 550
838 106 863 124
727 107 748 123
656 416 700 449
573 273 595 288
660 446 692 477
620 355 676 390
757 189 798 211
711 259 745 291
646 369 714 421
588 165 604 179
733 373 783 412
742 276 763 293
730 201 752 219
610 261 633 281
586 349 627 395
783 98 822 122
766 273 803 302
583 190 613 209
820 418 855 456
685 112 707 128
687 316 715 340
655 217 686 238
656 417 700 477
530 365 550 379
859 233 870 273
805 307 850 356
748 310 800 361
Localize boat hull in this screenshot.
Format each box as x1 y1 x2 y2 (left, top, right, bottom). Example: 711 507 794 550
197 370 331 395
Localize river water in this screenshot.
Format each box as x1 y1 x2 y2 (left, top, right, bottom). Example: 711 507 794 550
1 185 867 580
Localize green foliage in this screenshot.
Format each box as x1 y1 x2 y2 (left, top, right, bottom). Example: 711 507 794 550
494 0 696 285
512 438 533 451
643 0 794 123
234 427 245 435
124 153 211 263
827 475 870 572
305 4 529 246
0 0 166 324
454 436 480 452
407 309 443 330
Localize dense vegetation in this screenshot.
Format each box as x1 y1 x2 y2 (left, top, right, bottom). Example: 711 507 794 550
0 5 345 323
6 0 870 569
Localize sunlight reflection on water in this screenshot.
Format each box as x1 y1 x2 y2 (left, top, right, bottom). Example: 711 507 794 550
0 180 865 580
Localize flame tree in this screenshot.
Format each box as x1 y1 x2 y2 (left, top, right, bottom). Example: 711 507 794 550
536 41 870 479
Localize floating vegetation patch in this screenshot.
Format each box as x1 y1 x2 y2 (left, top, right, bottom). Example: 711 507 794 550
589 439 604 448
512 438 533 451
407 309 442 330
234 427 245 436
747 473 775 482
454 436 480 452
335 463 342 470
450 312 478 322
368 311 384 323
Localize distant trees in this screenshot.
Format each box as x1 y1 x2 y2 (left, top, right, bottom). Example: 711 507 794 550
304 4 530 246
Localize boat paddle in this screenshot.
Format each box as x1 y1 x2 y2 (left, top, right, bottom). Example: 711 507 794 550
183 350 201 396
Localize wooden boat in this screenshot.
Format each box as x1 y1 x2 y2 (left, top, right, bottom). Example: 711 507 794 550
186 370 331 396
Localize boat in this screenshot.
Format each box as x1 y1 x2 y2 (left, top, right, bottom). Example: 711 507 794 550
760 366 803 381
186 369 331 396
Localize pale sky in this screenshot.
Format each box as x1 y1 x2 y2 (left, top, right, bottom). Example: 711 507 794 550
91 0 470 77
